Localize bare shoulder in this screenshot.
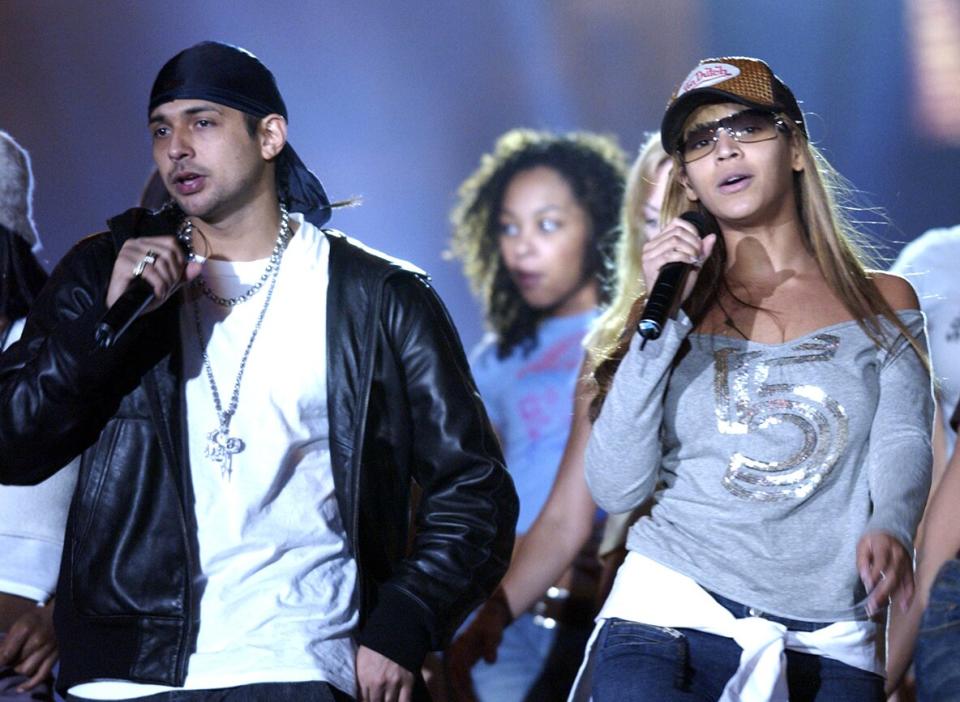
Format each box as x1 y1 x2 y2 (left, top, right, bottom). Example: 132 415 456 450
868 270 920 311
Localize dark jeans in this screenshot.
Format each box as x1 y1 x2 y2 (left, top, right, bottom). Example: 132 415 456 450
591 592 883 701
0 632 53 701
916 558 960 702
0 667 52 701
66 681 353 702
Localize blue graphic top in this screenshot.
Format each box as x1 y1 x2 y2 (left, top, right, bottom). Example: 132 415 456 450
470 309 597 533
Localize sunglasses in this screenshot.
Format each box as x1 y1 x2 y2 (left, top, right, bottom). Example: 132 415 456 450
680 108 789 163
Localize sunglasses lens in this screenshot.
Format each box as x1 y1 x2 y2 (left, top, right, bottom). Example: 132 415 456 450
727 110 778 143
681 110 781 162
681 125 716 161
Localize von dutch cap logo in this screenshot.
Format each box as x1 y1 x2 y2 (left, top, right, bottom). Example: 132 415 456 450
677 62 741 97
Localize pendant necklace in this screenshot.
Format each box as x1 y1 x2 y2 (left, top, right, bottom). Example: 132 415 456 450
717 291 750 341
180 202 292 479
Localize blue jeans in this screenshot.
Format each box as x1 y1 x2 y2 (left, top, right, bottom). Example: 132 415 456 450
65 681 352 701
591 592 883 701
916 558 960 701
469 611 590 702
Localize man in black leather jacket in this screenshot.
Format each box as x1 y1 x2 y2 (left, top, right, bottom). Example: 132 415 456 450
0 42 517 702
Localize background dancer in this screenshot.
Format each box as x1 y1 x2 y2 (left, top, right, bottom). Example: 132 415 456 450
446 132 671 697
447 128 625 701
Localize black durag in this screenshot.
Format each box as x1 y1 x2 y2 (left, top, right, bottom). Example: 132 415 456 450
149 41 331 227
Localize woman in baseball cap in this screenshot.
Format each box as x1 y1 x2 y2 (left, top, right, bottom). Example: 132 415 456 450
580 57 932 701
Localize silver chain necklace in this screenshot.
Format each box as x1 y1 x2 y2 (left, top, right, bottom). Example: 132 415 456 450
181 204 293 479
179 202 291 307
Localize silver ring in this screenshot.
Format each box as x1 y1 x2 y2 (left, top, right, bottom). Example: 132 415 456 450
133 250 159 277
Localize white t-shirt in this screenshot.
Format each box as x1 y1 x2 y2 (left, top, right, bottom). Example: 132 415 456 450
891 225 960 453
71 214 358 699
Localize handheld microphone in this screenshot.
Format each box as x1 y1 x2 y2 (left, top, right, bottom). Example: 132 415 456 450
637 211 712 341
94 276 155 349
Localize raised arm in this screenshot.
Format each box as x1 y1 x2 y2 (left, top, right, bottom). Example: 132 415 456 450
0 235 125 483
584 313 691 513
0 223 194 485
585 214 713 513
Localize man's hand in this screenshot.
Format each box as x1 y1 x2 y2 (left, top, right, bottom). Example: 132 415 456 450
356 645 414 702
0 600 57 692
106 235 201 312
857 531 914 617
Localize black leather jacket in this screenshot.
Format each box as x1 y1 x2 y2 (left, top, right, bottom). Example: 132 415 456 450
0 207 517 693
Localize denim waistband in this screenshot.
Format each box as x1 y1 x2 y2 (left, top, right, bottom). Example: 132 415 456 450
707 590 833 632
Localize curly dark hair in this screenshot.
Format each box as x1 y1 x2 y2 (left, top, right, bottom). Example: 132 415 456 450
450 129 626 358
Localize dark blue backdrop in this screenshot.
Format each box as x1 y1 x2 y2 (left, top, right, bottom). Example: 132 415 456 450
2 0 957 349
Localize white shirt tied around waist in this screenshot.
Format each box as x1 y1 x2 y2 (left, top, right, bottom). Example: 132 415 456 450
570 552 880 702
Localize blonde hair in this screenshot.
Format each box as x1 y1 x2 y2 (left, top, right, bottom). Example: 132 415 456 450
584 132 669 365
583 134 672 418
589 118 927 417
